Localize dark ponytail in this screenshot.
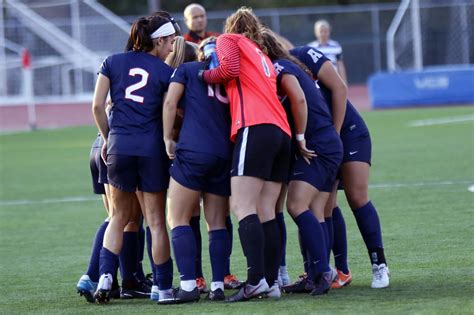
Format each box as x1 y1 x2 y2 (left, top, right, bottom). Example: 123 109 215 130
129 14 173 52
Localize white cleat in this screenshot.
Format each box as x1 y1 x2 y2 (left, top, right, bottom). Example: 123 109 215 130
371 263 390 289
266 282 281 299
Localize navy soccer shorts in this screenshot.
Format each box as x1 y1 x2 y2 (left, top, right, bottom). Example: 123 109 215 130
170 149 231 196
231 124 291 183
90 138 106 195
290 126 343 192
106 154 170 193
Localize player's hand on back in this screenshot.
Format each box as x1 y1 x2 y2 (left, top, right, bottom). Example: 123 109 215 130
164 139 177 160
297 139 317 164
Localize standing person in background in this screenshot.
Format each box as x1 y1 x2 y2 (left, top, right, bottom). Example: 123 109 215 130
183 3 219 45
308 20 347 84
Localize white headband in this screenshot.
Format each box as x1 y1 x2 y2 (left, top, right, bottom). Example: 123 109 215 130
151 22 175 39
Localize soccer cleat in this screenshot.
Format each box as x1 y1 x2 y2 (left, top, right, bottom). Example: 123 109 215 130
150 285 160 301
120 279 151 299
371 264 390 289
282 274 314 294
331 269 353 289
278 266 291 286
157 287 200 304
310 269 337 296
207 288 225 301
224 274 244 290
225 278 269 303
94 273 113 304
76 275 97 303
196 277 209 294
265 282 281 299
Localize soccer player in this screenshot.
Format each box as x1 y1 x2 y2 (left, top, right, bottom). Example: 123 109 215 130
91 14 176 304
160 37 235 303
261 28 341 296
183 3 219 44
290 45 390 289
307 20 347 84
201 7 292 302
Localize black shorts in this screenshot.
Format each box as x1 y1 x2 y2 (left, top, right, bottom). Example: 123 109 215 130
231 124 291 182
107 154 170 193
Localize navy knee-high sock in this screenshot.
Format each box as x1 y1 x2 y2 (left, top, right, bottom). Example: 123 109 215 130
209 229 229 283
172 226 196 281
238 214 265 285
99 247 119 278
190 216 203 278
353 201 386 265
262 219 282 286
135 222 146 282
225 216 233 276
332 207 349 273
294 210 330 277
86 220 108 282
155 258 173 290
119 231 138 284
276 212 287 267
320 221 330 263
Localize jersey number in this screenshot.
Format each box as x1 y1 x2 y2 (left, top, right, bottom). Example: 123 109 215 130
125 68 149 103
256 48 271 78
307 49 323 64
208 84 229 104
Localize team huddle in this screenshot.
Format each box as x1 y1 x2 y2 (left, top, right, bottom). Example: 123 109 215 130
77 5 390 305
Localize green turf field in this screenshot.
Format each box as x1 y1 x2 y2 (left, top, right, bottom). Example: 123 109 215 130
1 106 473 314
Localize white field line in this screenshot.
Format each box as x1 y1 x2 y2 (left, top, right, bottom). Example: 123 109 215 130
409 115 474 127
0 180 472 207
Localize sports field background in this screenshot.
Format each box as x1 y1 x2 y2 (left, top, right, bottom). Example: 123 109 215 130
0 105 473 314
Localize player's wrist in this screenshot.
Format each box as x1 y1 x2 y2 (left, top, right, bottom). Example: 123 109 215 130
296 133 305 141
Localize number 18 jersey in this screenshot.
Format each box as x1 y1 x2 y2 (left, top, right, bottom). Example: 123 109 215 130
99 51 174 157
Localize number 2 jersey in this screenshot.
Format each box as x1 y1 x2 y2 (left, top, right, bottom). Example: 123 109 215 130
99 51 174 157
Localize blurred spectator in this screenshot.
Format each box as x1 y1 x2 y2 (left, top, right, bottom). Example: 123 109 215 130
183 3 219 45
308 19 347 83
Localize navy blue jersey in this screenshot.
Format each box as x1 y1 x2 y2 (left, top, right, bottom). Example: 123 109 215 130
170 61 232 159
99 51 173 157
273 58 333 140
290 46 369 138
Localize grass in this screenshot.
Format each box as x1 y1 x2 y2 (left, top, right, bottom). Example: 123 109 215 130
0 106 473 314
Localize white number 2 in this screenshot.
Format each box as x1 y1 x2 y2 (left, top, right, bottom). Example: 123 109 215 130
125 68 149 103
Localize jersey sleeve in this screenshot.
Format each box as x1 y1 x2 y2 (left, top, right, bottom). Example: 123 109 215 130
291 47 330 77
98 56 112 78
273 60 292 87
170 64 188 85
203 35 240 84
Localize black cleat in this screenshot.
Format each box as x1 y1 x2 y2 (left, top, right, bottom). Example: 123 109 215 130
120 279 151 299
94 289 111 304
207 288 225 301
282 274 314 294
310 269 336 296
157 287 200 304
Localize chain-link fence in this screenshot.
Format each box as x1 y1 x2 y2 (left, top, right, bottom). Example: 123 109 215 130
1 0 473 101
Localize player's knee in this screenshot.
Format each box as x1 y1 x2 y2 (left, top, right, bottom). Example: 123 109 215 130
346 189 369 210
